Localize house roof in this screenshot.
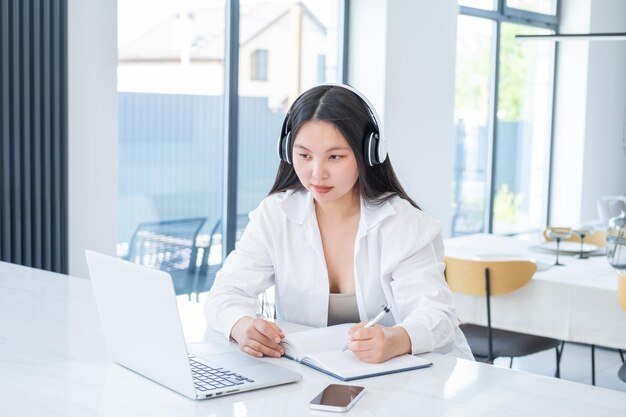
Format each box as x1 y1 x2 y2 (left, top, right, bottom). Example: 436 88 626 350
119 0 327 63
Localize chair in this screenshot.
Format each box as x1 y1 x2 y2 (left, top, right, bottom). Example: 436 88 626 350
543 227 607 247
618 271 626 383
542 226 572 243
444 256 563 375
193 214 250 299
125 217 206 300
581 230 607 247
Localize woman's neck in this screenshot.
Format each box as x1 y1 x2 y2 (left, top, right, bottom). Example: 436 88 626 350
314 190 361 222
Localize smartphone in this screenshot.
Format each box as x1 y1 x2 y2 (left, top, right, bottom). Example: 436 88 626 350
309 384 365 412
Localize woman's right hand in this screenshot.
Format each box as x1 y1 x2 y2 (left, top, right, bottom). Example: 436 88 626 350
230 316 285 358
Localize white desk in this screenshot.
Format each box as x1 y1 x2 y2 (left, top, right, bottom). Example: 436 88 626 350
1 261 625 417
445 234 626 350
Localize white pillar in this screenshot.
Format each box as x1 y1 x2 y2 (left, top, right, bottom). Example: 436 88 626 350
350 0 458 236
68 0 118 278
551 0 626 225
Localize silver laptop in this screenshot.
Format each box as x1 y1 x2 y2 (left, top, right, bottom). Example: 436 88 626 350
85 250 301 400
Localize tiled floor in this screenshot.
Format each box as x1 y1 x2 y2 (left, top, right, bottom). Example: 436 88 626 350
179 294 626 393
493 343 626 392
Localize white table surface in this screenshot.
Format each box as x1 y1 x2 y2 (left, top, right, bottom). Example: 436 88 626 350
444 234 626 349
1 260 625 417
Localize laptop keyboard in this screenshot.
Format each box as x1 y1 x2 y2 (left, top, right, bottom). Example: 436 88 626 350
189 356 255 392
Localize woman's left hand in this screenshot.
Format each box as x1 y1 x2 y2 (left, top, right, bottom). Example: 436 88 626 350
346 323 412 363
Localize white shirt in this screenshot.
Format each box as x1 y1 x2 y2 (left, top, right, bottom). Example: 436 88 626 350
204 189 473 360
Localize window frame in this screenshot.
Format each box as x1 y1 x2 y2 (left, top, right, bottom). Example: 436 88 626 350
457 0 560 235
221 0 349 256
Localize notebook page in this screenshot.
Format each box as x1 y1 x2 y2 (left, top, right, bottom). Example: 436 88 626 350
302 350 432 380
281 323 354 359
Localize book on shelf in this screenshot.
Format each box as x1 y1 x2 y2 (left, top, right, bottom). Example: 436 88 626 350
280 323 432 381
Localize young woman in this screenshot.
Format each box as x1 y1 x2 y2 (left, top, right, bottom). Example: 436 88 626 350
205 84 473 363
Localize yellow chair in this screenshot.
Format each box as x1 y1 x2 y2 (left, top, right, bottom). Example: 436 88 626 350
445 256 563 375
543 227 607 248
543 226 573 242
617 272 626 382
617 271 626 311
582 230 607 248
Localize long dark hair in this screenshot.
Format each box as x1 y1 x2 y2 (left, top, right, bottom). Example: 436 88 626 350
269 85 420 209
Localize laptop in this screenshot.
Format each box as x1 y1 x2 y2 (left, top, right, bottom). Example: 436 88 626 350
85 250 302 400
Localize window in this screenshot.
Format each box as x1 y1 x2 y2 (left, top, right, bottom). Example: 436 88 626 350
117 1 225 261
237 0 341 220
117 1 346 307
507 0 557 15
452 3 558 236
493 23 555 234
251 49 268 81
317 54 327 83
459 0 557 15
452 16 494 236
458 0 496 11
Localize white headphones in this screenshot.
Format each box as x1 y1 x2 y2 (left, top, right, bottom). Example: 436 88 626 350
277 83 387 167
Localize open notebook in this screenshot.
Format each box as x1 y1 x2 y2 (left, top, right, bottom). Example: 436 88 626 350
280 323 432 381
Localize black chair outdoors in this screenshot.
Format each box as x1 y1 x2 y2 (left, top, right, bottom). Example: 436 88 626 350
125 217 207 300
194 214 250 300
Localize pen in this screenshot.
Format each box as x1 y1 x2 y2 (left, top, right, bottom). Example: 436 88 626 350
341 305 391 352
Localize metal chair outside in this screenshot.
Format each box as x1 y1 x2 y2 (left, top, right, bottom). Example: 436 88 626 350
125 217 207 300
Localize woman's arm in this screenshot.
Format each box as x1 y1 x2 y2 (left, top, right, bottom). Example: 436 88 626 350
388 232 459 355
204 205 284 357
346 230 461 362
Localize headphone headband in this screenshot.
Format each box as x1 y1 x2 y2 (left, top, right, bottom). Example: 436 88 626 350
277 83 388 166
310 83 386 145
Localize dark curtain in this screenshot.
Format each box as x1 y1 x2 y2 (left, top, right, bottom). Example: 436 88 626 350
0 0 68 273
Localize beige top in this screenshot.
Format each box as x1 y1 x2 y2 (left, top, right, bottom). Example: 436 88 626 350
327 293 360 326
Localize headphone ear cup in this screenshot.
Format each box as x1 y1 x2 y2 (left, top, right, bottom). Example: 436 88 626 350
277 134 285 161
282 131 292 164
365 132 378 166
376 134 387 164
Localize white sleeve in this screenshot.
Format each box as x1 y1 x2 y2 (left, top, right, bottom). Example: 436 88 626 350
389 232 461 355
203 208 276 341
